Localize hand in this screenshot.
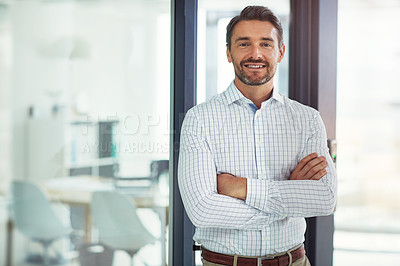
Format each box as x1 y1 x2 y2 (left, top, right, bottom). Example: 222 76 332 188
290 153 328 180
217 173 247 200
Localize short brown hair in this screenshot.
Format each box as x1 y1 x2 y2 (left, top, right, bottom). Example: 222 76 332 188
226 6 284 50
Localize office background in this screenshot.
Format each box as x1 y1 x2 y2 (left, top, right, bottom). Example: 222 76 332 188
1 0 400 265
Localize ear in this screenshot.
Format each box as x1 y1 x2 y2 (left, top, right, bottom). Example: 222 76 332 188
226 44 232 63
277 44 285 63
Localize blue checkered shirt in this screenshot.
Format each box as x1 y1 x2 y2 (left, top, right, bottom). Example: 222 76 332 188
178 81 337 256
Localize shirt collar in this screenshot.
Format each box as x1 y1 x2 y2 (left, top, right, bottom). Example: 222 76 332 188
271 86 284 105
223 81 246 105
223 80 285 106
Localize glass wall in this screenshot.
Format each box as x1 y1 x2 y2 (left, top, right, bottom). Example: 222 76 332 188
334 0 400 264
0 0 170 265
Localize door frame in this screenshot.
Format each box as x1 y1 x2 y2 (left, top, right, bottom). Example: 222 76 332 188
289 0 337 264
169 0 198 265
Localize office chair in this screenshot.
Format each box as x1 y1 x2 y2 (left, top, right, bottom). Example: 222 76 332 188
11 180 73 266
91 191 156 266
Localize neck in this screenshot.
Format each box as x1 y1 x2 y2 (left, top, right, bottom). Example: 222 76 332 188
234 78 274 109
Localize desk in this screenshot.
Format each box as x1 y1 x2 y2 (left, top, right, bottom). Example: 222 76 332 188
44 175 169 266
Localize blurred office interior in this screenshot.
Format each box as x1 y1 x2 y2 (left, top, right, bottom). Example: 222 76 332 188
0 0 170 265
0 0 400 265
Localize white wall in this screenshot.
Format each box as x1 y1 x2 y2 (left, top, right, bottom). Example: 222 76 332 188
10 1 75 182
8 1 170 181
0 5 12 194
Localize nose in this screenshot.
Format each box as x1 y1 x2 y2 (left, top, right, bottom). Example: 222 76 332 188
249 45 262 59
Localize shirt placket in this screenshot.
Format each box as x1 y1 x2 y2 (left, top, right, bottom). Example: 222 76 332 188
253 109 265 179
253 105 269 255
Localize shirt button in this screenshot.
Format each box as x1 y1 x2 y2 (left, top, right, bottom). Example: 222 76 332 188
260 174 266 179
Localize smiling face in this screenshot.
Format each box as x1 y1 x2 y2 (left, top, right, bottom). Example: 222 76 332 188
227 20 285 87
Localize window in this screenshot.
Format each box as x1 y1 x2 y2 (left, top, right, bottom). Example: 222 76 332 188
334 1 400 264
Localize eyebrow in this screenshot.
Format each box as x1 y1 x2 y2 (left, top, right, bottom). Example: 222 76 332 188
235 37 274 43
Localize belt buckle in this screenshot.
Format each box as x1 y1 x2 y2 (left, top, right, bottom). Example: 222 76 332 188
258 256 274 266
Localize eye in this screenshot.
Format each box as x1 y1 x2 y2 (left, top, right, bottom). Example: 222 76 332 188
239 43 248 47
261 43 271 47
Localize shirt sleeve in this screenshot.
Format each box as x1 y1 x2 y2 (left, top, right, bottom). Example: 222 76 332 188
178 109 272 229
246 112 337 217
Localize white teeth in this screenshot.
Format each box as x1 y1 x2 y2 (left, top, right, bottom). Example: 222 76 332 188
247 65 264 68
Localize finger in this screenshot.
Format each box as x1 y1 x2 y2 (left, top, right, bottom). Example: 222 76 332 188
290 153 318 180
298 156 326 175
293 153 318 174
302 159 328 180
311 168 327 180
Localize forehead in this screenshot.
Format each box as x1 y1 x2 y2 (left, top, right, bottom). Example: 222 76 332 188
232 20 279 41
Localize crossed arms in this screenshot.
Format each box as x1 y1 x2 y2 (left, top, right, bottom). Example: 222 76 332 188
178 109 337 230
218 153 329 200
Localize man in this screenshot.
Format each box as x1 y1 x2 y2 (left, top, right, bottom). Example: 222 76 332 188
178 5 337 266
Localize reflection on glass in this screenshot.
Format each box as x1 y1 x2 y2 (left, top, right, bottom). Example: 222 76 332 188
334 1 400 265
197 0 290 105
1 0 170 265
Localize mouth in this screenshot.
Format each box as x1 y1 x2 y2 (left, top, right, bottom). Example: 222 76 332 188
243 63 266 69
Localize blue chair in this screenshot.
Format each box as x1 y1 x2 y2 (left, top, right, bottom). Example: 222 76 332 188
11 180 73 266
91 191 156 266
